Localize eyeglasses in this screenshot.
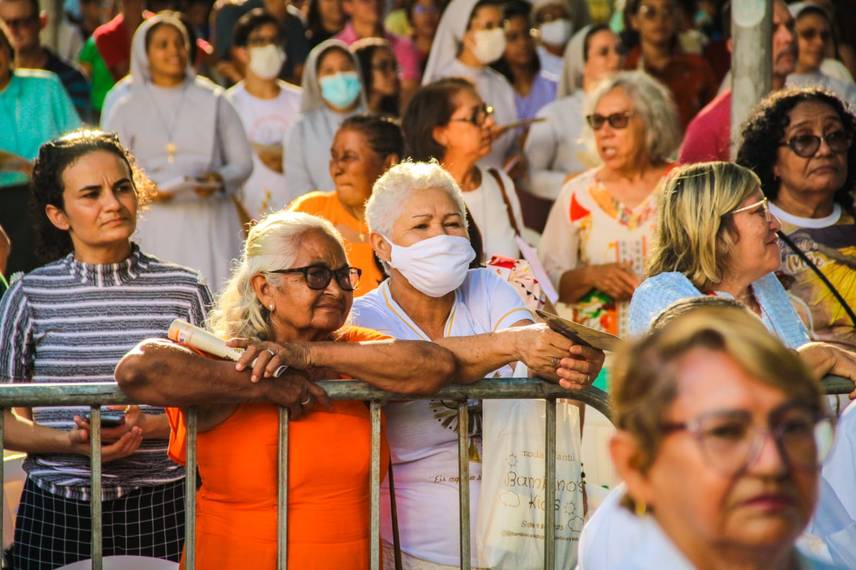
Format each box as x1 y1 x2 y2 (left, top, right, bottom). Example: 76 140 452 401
586 111 634 130
660 401 834 476
268 264 362 291
798 28 831 42
2 15 38 30
780 130 852 158
451 103 495 126
638 4 674 21
730 196 772 221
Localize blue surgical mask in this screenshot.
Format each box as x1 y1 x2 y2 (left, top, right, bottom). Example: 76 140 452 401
319 71 362 109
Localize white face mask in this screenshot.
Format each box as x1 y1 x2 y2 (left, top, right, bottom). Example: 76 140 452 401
384 234 476 297
471 28 507 64
248 44 286 80
539 18 572 47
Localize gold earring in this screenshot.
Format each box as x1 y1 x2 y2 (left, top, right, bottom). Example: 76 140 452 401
635 499 648 517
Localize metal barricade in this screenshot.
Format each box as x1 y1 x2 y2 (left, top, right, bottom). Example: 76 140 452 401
0 375 850 570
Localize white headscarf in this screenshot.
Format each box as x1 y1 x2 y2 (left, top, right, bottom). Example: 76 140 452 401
557 24 589 97
299 38 367 113
421 0 480 85
129 13 195 88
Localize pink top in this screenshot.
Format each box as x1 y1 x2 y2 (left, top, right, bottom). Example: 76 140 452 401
678 90 732 164
336 23 421 82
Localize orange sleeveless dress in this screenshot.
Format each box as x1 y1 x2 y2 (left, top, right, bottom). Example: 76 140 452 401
165 326 391 569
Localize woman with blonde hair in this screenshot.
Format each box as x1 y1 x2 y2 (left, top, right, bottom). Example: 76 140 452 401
629 161 856 390
116 210 458 569
606 305 836 569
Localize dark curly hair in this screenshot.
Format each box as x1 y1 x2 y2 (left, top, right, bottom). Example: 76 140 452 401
736 87 856 215
31 129 153 263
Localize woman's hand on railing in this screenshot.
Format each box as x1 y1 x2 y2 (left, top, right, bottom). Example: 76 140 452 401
229 339 313 382
797 342 856 399
512 324 605 388
555 345 606 391
66 422 143 463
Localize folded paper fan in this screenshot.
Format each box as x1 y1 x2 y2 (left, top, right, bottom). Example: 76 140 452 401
535 310 624 352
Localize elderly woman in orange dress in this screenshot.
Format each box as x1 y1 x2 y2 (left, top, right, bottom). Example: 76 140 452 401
116 210 458 569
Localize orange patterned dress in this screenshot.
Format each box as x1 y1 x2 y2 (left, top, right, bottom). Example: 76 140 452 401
166 326 391 569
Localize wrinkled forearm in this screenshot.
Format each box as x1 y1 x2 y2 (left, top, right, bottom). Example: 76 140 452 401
435 329 521 383
307 339 458 395
116 339 299 406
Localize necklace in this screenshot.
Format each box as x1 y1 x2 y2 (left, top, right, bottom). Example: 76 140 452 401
146 82 189 164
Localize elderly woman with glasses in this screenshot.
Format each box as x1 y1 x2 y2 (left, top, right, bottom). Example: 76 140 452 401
737 87 856 349
538 71 680 343
604 305 838 569
629 160 856 393
116 210 459 569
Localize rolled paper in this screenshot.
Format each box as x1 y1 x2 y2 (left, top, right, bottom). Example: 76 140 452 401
168 319 245 361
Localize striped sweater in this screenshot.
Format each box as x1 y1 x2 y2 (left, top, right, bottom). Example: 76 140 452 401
0 245 213 500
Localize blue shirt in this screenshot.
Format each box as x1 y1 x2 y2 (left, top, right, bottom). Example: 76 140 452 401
0 69 81 187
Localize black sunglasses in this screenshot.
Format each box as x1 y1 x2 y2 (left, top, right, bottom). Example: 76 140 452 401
586 111 634 130
780 130 852 158
268 264 361 291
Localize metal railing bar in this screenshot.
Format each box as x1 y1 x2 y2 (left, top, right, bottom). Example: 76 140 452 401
457 402 471 570
370 402 381 570
0 377 849 410
184 409 197 570
278 407 288 570
0 380 611 419
90 406 103 570
544 398 556 570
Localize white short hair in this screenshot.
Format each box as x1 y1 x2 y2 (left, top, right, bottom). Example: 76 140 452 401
365 160 469 237
582 70 681 163
208 211 345 341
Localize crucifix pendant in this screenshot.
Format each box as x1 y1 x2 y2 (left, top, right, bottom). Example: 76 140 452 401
166 142 177 164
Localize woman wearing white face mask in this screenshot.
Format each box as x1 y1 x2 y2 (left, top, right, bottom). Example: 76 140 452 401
422 0 519 170
352 160 606 568
227 9 303 220
284 38 366 197
531 0 575 82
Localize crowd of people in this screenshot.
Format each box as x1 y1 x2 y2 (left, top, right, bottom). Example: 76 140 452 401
0 0 855 568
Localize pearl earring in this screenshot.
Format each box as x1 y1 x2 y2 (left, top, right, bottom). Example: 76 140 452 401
268 304 275 312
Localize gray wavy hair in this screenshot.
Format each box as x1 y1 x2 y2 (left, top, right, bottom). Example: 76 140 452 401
582 70 681 163
208 211 345 341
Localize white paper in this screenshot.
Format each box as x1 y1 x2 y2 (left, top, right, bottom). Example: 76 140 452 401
515 236 559 304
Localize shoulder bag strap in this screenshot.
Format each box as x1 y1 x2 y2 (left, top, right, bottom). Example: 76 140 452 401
487 168 522 238
777 230 856 327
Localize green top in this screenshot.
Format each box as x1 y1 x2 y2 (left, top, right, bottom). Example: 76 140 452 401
79 36 115 112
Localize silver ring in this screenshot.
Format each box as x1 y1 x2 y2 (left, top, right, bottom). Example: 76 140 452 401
300 396 312 406
265 348 277 357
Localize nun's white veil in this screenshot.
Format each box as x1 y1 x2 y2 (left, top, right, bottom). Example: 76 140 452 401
299 38 367 113
421 0 480 85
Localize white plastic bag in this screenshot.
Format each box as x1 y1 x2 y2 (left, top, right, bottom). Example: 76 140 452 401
476 365 585 569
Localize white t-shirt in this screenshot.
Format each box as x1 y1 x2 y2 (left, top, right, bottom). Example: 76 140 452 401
351 269 533 565
461 168 524 261
226 81 302 218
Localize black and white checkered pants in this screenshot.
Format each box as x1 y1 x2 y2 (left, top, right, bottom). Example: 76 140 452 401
10 477 185 570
